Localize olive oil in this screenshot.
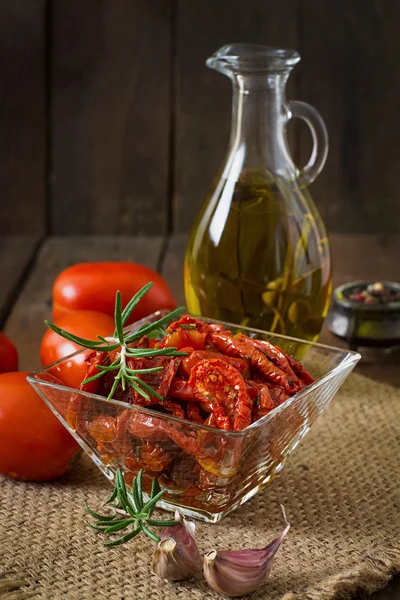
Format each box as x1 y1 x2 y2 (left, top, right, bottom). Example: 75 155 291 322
185 169 331 342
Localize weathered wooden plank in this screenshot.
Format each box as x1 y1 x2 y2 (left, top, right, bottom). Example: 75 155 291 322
161 233 400 388
160 233 187 305
51 0 172 235
299 0 400 234
0 1 46 235
4 236 164 371
174 0 299 232
0 237 40 327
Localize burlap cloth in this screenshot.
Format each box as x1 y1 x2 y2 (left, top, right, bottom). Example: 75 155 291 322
1 372 399 600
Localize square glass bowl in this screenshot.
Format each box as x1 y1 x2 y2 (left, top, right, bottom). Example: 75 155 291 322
28 312 360 522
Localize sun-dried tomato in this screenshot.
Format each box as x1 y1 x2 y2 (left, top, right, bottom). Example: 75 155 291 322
79 350 109 394
167 378 200 402
158 399 185 419
67 350 109 428
167 316 206 332
246 381 275 421
162 327 206 350
179 350 249 379
280 350 315 386
189 358 253 431
86 414 118 443
268 385 291 407
185 402 204 424
163 425 205 457
125 410 169 442
239 334 299 384
212 333 299 394
180 484 202 498
140 440 172 472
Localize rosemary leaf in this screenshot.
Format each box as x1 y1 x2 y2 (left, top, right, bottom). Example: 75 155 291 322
123 307 186 343
114 291 125 343
107 375 121 401
146 518 180 527
85 502 117 522
116 469 130 510
132 477 143 513
140 523 160 543
103 527 142 547
136 470 143 511
104 519 134 534
142 490 164 516
124 366 163 375
151 476 160 499
44 321 119 351
129 377 163 401
126 379 150 401
81 370 109 385
121 282 154 326
104 487 118 506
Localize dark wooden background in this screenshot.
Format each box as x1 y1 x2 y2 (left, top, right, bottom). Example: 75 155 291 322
1 0 400 237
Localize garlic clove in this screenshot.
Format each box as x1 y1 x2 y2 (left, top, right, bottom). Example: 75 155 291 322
203 506 290 597
152 512 202 581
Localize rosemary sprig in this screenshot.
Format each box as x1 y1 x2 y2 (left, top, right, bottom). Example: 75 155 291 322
86 468 179 546
45 282 187 400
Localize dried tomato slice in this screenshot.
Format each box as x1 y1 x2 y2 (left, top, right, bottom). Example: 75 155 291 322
168 378 200 402
79 350 109 394
167 315 206 332
162 327 206 350
140 441 172 472
246 381 275 422
280 350 315 386
238 334 299 384
189 358 253 431
159 399 185 419
212 333 299 394
85 414 118 443
67 350 109 428
268 385 291 407
185 402 204 424
179 350 249 379
125 410 169 442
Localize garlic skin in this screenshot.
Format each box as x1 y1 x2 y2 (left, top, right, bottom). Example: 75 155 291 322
152 511 202 581
203 506 290 597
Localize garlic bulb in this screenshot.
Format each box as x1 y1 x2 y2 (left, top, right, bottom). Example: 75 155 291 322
152 511 202 581
203 506 290 597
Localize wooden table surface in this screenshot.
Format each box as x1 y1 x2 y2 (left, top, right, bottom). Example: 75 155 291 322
1 233 399 600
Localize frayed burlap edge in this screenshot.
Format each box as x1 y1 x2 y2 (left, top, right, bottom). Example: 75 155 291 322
283 536 400 600
1 541 399 600
0 578 34 600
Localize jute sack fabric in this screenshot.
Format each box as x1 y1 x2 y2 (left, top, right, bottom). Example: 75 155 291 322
1 373 399 600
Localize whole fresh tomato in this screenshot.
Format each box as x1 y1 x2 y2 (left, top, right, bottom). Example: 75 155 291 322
40 310 114 389
0 333 18 373
0 372 81 481
53 262 176 324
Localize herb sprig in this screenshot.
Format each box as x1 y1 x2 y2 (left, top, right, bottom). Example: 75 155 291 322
45 282 187 401
86 468 179 546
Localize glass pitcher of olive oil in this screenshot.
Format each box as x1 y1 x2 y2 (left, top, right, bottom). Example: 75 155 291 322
184 44 331 342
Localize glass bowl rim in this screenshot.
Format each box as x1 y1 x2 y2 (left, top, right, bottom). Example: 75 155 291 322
28 311 361 437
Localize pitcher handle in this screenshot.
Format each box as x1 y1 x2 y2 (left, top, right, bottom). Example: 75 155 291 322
288 100 328 185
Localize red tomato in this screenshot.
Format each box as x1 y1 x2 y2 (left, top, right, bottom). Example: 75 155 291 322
0 372 81 481
40 310 115 389
53 262 176 324
0 333 18 374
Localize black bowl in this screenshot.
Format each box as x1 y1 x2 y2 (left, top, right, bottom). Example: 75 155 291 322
326 281 400 351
